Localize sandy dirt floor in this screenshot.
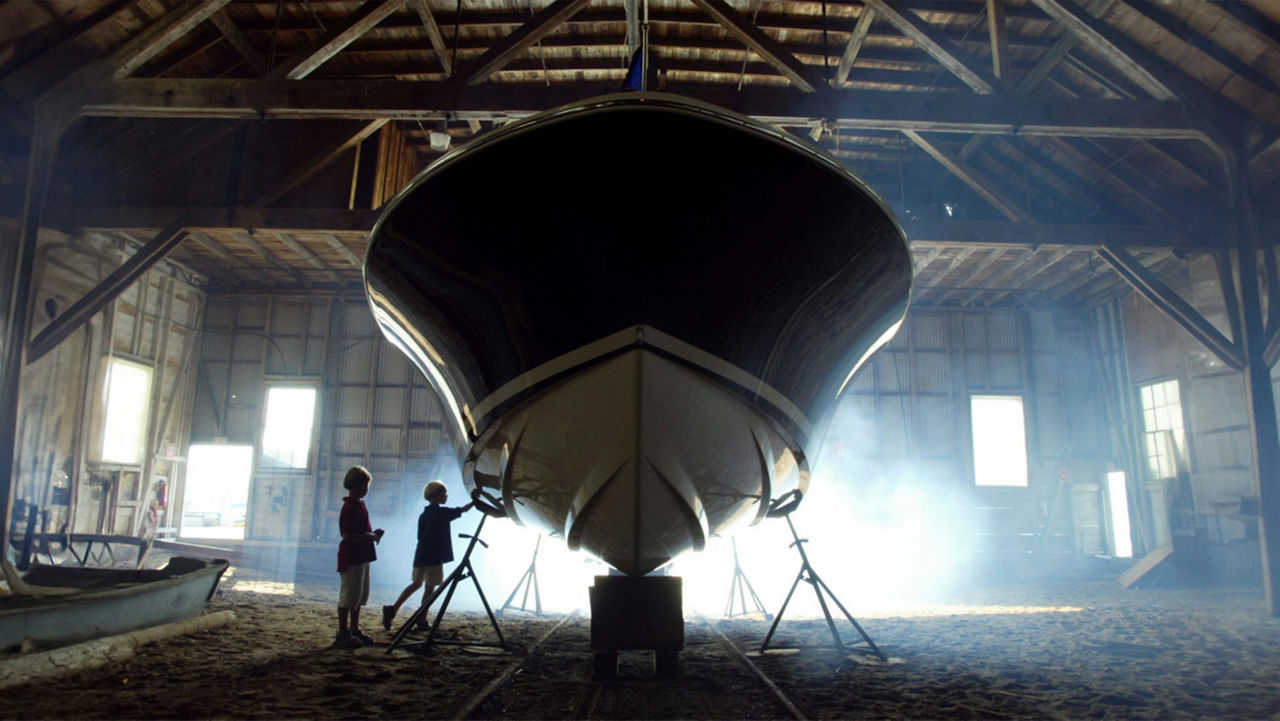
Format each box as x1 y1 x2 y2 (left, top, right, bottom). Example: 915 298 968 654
5 558 1280 720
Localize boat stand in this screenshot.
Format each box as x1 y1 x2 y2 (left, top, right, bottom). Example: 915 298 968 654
723 537 770 618
759 491 886 660
387 497 509 655
498 535 543 616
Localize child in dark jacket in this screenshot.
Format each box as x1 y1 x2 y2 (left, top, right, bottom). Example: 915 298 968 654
381 480 476 630
335 466 383 648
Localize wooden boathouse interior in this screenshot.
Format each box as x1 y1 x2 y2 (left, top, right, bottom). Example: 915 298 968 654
3 1 1280 718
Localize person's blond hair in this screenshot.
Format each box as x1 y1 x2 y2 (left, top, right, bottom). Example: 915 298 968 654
342 466 372 490
424 480 447 502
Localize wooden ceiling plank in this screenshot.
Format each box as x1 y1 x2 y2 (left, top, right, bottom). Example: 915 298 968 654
187 231 279 286
689 0 825 93
112 0 232 79
1098 243 1243 367
323 234 365 269
1041 136 1181 226
1024 0 1177 100
0 1 146 104
956 248 1035 305
268 0 410 81
861 0 1002 94
931 248 1008 304
209 8 270 76
253 119 389 206
409 0 453 78
231 229 313 287
987 0 1009 79
917 246 976 301
90 79 1212 143
981 248 1072 305
835 8 876 86
903 129 1035 222
271 231 344 282
454 0 592 86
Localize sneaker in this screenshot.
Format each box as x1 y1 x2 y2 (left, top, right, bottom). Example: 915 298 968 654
381 605 395 631
333 630 361 649
352 630 375 646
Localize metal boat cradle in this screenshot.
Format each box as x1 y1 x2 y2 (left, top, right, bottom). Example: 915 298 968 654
365 92 912 576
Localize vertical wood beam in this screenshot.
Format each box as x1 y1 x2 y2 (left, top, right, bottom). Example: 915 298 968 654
267 0 409 81
453 0 592 86
689 0 824 92
409 0 453 78
835 8 875 86
1225 144 1280 616
252 119 388 206
112 0 232 79
987 0 1009 79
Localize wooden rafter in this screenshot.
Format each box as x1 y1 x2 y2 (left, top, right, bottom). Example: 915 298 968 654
453 0 592 86
87 80 1212 144
209 8 270 76
253 119 388 206
860 0 1002 94
931 248 1008 305
323 235 365 269
690 0 824 92
982 248 1072 305
954 248 1035 305
187 231 280 287
112 0 232 79
903 130 1034 223
409 0 453 78
267 0 409 81
835 8 875 86
1098 243 1244 368
1024 0 1177 101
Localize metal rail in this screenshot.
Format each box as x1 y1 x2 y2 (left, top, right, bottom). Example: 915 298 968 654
700 615 809 721
451 611 579 720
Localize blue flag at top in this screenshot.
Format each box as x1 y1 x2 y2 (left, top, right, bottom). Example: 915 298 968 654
621 45 644 91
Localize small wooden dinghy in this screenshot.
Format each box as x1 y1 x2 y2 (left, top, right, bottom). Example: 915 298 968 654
1 556 228 652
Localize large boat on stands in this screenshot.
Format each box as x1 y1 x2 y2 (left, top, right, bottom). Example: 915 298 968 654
364 92 913 576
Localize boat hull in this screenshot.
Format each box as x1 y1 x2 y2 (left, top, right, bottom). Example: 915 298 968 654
365 92 912 573
0 557 228 652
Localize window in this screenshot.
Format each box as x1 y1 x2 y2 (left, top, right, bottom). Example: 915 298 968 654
101 358 153 464
181 444 253 540
1139 379 1184 480
1106 470 1134 558
970 395 1028 487
260 386 318 469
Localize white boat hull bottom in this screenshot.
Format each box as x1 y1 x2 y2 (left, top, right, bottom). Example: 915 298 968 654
472 348 804 576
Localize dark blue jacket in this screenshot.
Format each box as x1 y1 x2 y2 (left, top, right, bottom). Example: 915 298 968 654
413 504 465 566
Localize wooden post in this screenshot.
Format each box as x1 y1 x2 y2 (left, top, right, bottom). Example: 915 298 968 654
1226 141 1280 616
0 109 67 558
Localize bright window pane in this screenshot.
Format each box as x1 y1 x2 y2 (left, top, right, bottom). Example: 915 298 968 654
1106 471 1134 558
261 386 317 469
971 395 1028 487
102 358 152 464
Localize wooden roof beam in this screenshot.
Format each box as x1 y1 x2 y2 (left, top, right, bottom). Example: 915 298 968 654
252 119 388 206
987 0 1009 80
267 0 409 81
952 248 1034 306
87 80 1214 144
835 8 875 86
453 0 592 86
688 0 825 92
861 0 1003 94
187 231 280 287
209 8 270 76
1024 0 1177 101
931 248 1009 305
230 230 314 287
1099 243 1243 368
323 235 366 269
981 248 1072 305
903 130 1035 223
409 0 453 78
112 0 232 79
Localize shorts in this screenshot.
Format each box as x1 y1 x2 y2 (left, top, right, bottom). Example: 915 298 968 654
412 565 444 585
338 562 370 609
